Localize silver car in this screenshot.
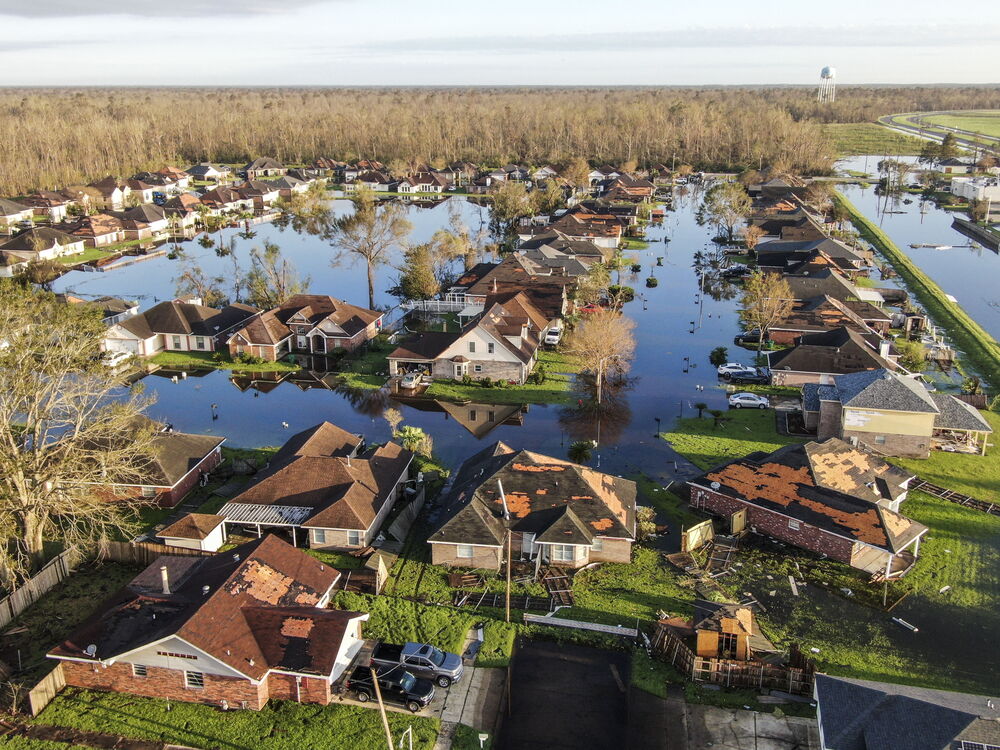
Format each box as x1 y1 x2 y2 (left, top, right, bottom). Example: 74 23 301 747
728 392 769 409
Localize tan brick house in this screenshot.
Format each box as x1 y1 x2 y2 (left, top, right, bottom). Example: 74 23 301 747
48 535 368 710
687 438 927 578
218 422 413 550
228 294 384 361
428 442 637 570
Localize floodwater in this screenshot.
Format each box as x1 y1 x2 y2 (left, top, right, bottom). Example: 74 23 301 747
54 189 744 478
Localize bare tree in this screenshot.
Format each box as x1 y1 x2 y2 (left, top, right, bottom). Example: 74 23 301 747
328 187 412 309
699 181 752 242
0 286 158 584
174 260 227 307
244 241 311 308
432 200 488 274
742 225 765 253
383 408 403 437
739 270 793 351
564 310 636 404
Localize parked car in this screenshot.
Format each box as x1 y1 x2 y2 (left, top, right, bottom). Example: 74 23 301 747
717 362 756 377
345 664 435 713
103 350 135 370
728 392 770 409
544 327 562 346
733 330 766 346
371 641 464 687
727 367 771 385
399 372 421 390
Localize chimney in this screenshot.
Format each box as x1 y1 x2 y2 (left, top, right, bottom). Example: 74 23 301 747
160 565 171 595
879 339 892 359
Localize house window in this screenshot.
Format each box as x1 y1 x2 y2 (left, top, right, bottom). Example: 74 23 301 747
312 529 326 544
469 410 477 422
874 435 886 445
551 544 576 562
474 365 483 373
141 487 156 498
347 530 362 547
132 664 148 677
487 343 495 354
195 337 206 350
591 538 604 552
457 544 474 559
185 671 204 689
488 411 495 422
788 519 801 531
468 342 476 354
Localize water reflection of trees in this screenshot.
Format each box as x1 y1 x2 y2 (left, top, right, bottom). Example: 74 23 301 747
692 247 739 301
331 380 394 416
558 375 634 447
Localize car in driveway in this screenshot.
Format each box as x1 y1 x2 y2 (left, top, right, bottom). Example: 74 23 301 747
371 641 464 687
726 367 771 385
733 329 766 347
345 664 435 713
399 372 421 390
717 362 756 378
544 327 562 346
728 392 770 409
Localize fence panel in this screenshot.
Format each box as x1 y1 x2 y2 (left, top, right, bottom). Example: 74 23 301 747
0 548 82 630
98 539 213 566
387 487 426 543
27 663 65 716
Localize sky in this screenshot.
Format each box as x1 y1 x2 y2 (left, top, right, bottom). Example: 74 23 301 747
1 0 998 87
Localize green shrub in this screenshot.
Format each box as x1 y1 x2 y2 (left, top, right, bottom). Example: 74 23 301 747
709 346 728 367
645 277 659 288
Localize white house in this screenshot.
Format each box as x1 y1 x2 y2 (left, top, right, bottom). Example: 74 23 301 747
158 513 228 552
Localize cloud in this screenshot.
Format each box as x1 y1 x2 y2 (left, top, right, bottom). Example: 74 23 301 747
0 0 332 17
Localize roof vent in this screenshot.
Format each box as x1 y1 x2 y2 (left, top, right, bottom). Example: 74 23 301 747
249 658 255 666
202 585 210 595
85 644 97 657
711 481 721 490
233 553 240 562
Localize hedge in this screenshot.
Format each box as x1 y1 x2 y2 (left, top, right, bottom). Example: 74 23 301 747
834 191 1000 394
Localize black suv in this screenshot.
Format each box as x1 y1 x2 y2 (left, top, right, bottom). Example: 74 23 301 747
733 329 766 346
345 665 435 713
727 367 771 385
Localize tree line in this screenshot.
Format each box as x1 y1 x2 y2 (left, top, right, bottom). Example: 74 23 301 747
0 86 994 196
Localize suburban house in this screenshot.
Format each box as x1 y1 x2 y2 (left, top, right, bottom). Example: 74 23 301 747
767 295 882 346
428 441 637 570
199 186 252 213
813 674 1000 750
459 256 574 322
755 238 870 277
58 294 139 326
243 157 287 179
0 227 84 276
123 179 157 205
95 429 225 508
103 298 259 356
22 191 74 222
227 294 384 361
519 212 622 249
218 422 413 550
186 163 231 183
656 600 777 663
533 165 559 181
938 157 975 175
270 175 310 199
387 291 547 383
158 513 228 552
157 167 192 190
349 171 393 192
397 172 451 194
108 205 170 241
234 181 280 209
601 174 656 202
688 438 927 578
767 327 898 386
61 214 126 247
162 194 203 228
48 535 369 710
802 368 993 457
0 197 36 233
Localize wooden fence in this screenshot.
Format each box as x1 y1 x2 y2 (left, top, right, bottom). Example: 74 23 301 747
98 539 213 566
651 622 815 696
0 548 83 630
27 664 65 716
386 487 426 544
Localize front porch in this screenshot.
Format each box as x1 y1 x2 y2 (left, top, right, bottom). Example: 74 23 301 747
216 502 312 547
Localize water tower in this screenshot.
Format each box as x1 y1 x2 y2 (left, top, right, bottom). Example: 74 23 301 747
817 66 836 103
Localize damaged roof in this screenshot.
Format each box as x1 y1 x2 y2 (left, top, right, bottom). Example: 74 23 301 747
429 442 637 548
767 327 896 376
692 438 924 553
49 535 364 680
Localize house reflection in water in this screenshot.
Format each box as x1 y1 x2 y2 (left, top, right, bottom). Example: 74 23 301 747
405 399 527 438
229 370 291 394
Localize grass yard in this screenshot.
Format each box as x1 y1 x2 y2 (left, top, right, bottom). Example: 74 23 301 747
424 350 579 405
891 410 1000 502
332 592 473 655
31 689 440 750
1 561 141 685
661 410 805 470
334 372 387 391
56 247 119 266
451 723 493 750
150 350 301 373
632 474 702 530
821 123 926 156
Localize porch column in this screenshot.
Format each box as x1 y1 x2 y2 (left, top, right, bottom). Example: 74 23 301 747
291 526 298 547
256 523 262 538
885 554 892 579
912 536 921 558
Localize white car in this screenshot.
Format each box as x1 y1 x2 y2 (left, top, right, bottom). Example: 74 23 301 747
399 372 421 390
728 392 770 409
544 328 562 345
717 362 755 377
103 350 135 370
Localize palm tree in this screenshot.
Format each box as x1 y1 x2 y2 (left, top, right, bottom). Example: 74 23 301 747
707 409 726 429
694 402 708 418
568 441 593 464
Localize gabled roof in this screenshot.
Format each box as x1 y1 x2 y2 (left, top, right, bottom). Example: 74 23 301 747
229 295 382 347
832 369 939 414
930 394 993 433
271 421 363 463
244 157 285 171
0 197 33 215
766 327 895 375
159 513 225 540
49 535 361 680
116 300 258 340
388 331 460 361
0 226 80 254
693 438 924 553
430 442 636 548
125 431 225 488
814 674 1000 750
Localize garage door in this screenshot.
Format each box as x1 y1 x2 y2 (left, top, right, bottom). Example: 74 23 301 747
105 338 139 354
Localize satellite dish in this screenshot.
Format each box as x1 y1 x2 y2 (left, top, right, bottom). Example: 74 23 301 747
85 644 97 657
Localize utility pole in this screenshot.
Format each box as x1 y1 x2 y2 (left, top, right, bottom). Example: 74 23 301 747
371 667 395 750
505 529 512 623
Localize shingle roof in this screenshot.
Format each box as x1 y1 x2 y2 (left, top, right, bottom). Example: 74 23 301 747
244 157 285 171
49 535 362 680
834 369 938 413
430 443 636 548
159 513 225 540
117 300 257 340
930 394 993 432
0 197 32 215
0 227 80 254
767 327 895 375
693 439 924 552
814 674 1000 750
388 331 460 361
229 295 381 347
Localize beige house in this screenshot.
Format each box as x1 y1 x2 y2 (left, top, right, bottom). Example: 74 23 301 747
0 227 84 276
158 513 228 552
103 299 258 357
428 442 637 570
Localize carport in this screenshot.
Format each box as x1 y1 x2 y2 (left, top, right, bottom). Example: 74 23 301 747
216 502 312 546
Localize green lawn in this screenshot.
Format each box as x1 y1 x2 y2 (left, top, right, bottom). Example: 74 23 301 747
424 350 578 405
631 473 702 529
661 410 806 470
920 110 1000 140
150 350 301 373
57 247 118 265
821 123 926 156
31 689 440 750
332 592 473 655
891 410 1000 502
451 723 494 750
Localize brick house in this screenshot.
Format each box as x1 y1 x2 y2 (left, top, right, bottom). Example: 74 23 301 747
227 294 384 361
103 298 259 357
218 422 413 550
387 292 546 384
48 535 368 710
95 429 225 508
428 441 637 570
687 438 927 578
767 327 898 387
802 369 993 458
